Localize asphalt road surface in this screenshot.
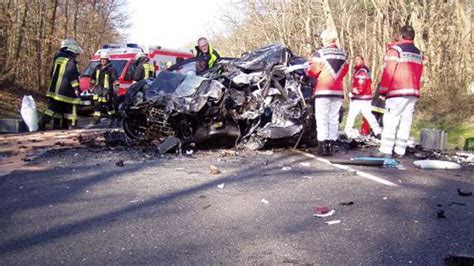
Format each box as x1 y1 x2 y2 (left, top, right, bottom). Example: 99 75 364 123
0 131 473 265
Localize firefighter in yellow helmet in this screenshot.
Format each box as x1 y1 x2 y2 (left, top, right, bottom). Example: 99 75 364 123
88 51 119 127
133 53 155 83
38 38 83 130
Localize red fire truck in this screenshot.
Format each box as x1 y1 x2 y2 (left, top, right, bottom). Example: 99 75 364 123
79 43 193 96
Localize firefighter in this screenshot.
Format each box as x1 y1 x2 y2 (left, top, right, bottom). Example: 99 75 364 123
344 55 382 139
133 52 155 83
38 39 83 130
376 25 423 158
306 29 349 156
89 51 119 127
195 37 220 70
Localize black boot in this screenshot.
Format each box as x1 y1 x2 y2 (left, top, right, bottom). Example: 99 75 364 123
53 118 62 129
38 115 51 131
317 141 326 155
325 140 333 156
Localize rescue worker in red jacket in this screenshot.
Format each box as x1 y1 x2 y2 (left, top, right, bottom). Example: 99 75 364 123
133 53 155 83
38 39 83 130
306 29 349 156
344 55 382 139
377 25 423 158
88 51 119 127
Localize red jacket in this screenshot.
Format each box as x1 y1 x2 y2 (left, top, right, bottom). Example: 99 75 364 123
351 65 372 100
379 40 423 98
306 44 348 98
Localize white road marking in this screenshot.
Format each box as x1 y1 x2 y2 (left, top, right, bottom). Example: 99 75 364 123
293 149 399 187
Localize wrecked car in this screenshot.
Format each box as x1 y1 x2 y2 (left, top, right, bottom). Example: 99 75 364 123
119 44 317 150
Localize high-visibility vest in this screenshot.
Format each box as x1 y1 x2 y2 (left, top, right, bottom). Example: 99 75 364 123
208 46 218 68
143 62 155 79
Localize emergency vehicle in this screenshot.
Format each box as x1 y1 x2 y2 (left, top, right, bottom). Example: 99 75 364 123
79 43 194 96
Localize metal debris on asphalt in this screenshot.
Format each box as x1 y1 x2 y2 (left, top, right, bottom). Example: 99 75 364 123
313 207 335 217
325 220 341 225
437 210 446 219
261 198 269 204
340 201 354 206
217 183 225 189
209 165 221 175
457 188 472 197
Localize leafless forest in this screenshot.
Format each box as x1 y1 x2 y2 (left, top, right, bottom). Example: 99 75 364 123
1 0 472 121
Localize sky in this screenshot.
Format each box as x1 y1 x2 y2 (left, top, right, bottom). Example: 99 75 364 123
126 0 231 51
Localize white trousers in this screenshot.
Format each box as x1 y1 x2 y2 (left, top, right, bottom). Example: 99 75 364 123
344 99 382 138
379 97 417 155
315 97 343 141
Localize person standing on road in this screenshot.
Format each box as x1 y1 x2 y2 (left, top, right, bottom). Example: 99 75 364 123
306 29 349 156
344 55 382 139
376 25 423 158
195 37 221 71
89 52 119 127
38 39 83 130
133 52 155 83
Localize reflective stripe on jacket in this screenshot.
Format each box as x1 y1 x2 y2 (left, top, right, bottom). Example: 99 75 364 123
143 62 155 79
379 40 423 99
46 49 81 104
306 44 349 98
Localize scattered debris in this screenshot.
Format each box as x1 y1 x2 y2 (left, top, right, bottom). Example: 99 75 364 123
220 150 237 157
340 201 354 206
115 160 124 167
457 188 472 197
331 157 399 168
299 162 310 167
444 254 474 265
414 160 462 170
281 166 292 171
185 150 194 155
203 204 212 210
325 220 341 225
437 210 446 219
259 150 274 156
313 207 335 218
448 202 466 207
217 183 225 189
104 130 129 146
157 136 181 155
261 198 269 204
209 165 221 175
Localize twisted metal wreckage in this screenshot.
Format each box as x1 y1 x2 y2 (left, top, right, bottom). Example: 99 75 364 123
119 44 319 150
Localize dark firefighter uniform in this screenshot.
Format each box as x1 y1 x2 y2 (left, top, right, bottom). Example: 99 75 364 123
39 49 81 129
133 58 155 83
90 63 118 123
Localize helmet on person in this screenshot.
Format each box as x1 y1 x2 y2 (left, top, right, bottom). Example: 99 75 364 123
99 51 110 60
134 52 147 61
61 39 83 55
